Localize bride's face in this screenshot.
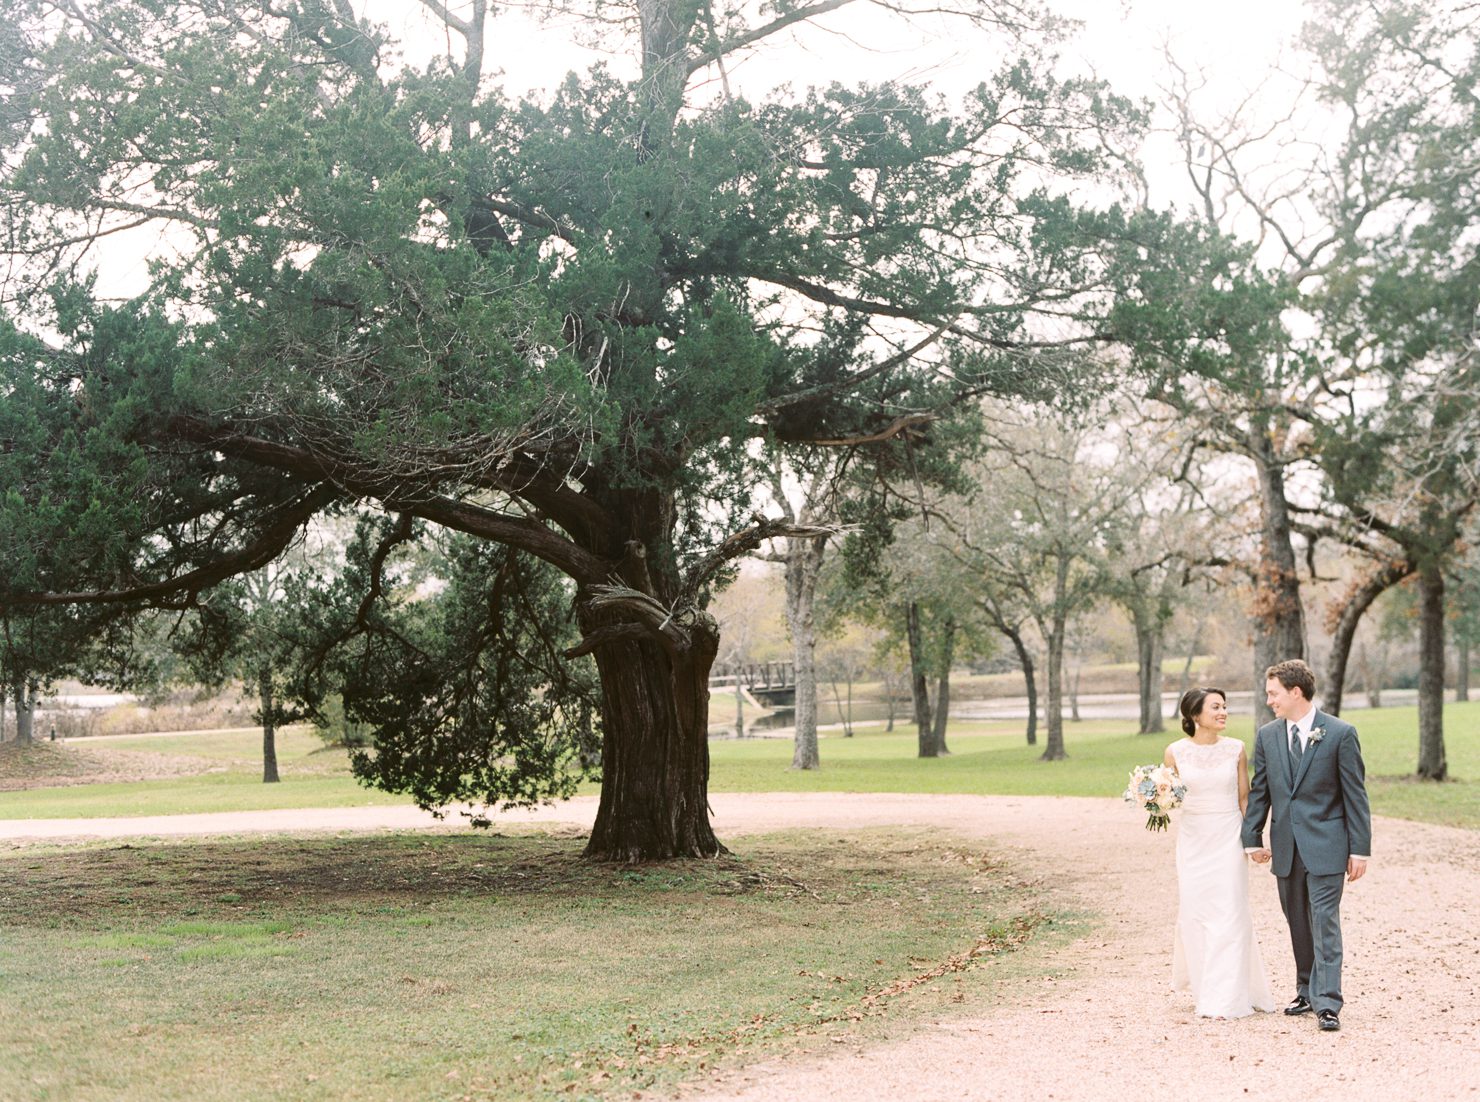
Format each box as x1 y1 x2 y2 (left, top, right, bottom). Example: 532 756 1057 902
1197 694 1228 731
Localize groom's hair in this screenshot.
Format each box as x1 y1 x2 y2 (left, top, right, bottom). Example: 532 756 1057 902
1266 659 1316 701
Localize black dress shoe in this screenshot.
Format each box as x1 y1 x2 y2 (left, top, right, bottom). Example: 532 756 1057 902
1284 996 1313 1016
1317 1010 1340 1031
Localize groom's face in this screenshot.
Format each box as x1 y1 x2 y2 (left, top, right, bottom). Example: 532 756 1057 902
1265 677 1307 720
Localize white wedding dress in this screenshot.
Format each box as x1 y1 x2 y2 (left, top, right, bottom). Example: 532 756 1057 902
1169 737 1276 1018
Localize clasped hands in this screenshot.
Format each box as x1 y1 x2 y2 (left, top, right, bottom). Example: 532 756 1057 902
1245 849 1368 881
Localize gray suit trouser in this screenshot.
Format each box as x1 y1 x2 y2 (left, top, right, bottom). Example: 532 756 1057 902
1278 843 1345 1013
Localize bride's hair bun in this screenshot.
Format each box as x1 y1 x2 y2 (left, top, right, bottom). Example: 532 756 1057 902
1178 687 1227 737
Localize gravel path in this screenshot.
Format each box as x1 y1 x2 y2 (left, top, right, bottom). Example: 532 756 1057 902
3 793 1476 1101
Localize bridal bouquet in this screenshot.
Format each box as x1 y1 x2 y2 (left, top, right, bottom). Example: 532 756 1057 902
1123 764 1187 832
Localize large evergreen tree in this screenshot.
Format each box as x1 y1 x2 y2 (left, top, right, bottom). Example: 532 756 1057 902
0 0 1142 857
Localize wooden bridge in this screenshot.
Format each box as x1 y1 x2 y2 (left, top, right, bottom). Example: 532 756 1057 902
709 662 797 708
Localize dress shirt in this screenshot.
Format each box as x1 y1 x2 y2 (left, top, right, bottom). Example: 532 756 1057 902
1287 707 1317 753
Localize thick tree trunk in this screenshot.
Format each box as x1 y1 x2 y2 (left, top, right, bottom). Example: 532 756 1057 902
1356 640 1386 708
985 605 1037 745
1040 555 1070 761
1 683 8 742
14 679 36 745
733 675 745 739
1006 626 1038 746
585 630 724 860
907 601 935 758
1324 560 1412 717
1134 610 1165 734
1041 619 1067 760
783 535 826 770
258 667 280 783
1458 632 1471 703
930 617 956 755
1249 433 1307 726
1417 562 1448 781
1040 569 1069 763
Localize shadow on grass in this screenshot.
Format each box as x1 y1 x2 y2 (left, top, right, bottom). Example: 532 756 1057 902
0 828 1035 929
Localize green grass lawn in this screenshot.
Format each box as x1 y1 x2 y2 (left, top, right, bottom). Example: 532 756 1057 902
0 829 1062 1102
0 771 411 818
0 727 407 818
93 725 339 766
4 702 1475 829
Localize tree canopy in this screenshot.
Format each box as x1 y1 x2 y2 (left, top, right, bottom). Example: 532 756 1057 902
1 0 1156 857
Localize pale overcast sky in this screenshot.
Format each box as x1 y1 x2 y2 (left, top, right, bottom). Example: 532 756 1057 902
372 0 1311 114
372 0 1321 219
93 0 1317 298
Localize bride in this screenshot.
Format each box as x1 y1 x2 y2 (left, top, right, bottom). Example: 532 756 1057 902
1164 688 1276 1018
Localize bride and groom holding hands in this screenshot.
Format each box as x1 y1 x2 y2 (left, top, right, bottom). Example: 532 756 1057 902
1164 659 1372 1030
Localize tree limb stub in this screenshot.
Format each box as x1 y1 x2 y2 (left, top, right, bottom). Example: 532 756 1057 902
581 583 688 657
563 622 651 659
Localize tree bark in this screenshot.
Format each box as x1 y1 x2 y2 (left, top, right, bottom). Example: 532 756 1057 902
1356 640 1386 708
1041 613 1067 760
1005 625 1038 746
1417 561 1448 781
907 601 936 758
1038 552 1070 761
930 617 956 755
258 667 280 783
783 533 826 770
1249 429 1307 726
1324 559 1413 717
1458 632 1471 704
584 630 724 860
14 679 36 745
984 604 1036 745
1133 606 1166 734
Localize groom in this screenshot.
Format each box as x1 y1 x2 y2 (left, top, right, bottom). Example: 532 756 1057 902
1242 659 1372 1033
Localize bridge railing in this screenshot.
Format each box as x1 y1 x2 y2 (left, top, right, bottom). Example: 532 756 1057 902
709 661 796 692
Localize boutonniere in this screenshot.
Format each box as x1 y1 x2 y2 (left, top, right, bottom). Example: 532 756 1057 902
1309 725 1326 744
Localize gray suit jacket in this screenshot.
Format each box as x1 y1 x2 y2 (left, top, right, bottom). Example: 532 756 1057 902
1240 709 1373 878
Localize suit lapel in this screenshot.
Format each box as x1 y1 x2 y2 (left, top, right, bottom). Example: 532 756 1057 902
1290 709 1323 794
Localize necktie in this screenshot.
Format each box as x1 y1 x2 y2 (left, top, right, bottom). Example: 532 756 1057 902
1289 723 1303 763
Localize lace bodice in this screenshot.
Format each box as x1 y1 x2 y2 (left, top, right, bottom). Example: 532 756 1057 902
1169 737 1244 815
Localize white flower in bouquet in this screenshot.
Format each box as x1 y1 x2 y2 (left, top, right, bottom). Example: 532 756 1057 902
1122 763 1188 832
